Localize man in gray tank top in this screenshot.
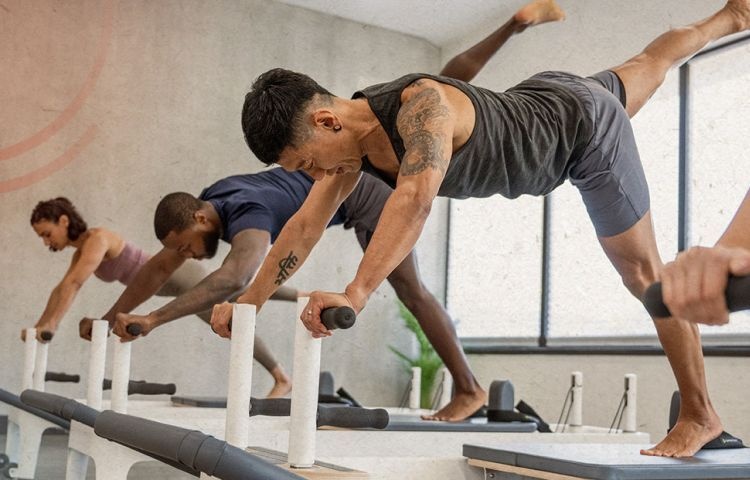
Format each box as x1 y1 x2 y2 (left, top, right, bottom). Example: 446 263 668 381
220 1 750 458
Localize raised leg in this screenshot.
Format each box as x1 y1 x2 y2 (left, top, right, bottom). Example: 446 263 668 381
385 250 487 421
611 0 750 117
439 0 565 82
598 212 723 457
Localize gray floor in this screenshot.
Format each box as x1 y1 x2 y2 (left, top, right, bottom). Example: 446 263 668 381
1 434 194 479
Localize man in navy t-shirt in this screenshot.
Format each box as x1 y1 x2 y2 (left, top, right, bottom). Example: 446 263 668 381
104 168 482 414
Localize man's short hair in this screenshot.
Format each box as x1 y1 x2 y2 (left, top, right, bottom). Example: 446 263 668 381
154 192 203 240
241 68 332 166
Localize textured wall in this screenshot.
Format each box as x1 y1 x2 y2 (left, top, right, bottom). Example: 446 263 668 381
0 0 440 410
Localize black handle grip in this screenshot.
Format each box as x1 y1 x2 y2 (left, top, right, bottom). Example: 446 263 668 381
317 405 389 429
643 275 750 317
249 397 291 417
95 411 303 480
45 372 81 383
321 306 356 330
102 379 174 395
40 331 54 341
129 382 176 396
126 324 142 336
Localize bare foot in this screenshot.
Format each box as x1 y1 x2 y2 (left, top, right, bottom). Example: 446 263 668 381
266 378 292 398
421 388 487 422
725 0 750 32
514 0 566 27
641 416 723 458
266 365 292 398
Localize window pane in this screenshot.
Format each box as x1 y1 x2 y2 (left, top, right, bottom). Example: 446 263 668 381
547 76 680 340
447 196 543 339
687 42 750 334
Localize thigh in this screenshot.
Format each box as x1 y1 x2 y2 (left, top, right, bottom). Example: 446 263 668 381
569 95 650 238
155 260 208 297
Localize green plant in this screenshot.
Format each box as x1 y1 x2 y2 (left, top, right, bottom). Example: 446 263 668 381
388 301 443 409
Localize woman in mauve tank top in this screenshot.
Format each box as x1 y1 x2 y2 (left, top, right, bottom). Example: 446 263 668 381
23 197 197 343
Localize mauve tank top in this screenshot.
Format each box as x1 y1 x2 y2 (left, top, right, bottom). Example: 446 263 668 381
93 242 149 285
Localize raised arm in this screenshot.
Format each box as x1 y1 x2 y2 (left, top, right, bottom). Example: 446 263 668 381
113 229 270 340
210 171 360 338
27 234 109 342
302 80 455 337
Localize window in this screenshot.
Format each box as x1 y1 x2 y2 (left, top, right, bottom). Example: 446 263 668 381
446 35 750 349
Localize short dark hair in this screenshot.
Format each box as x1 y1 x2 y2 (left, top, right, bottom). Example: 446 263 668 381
153 192 202 240
241 68 333 166
30 197 88 241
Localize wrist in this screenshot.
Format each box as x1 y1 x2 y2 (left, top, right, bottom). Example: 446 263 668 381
344 283 370 313
150 310 169 327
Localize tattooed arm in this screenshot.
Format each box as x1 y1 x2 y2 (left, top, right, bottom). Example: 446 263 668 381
210 171 361 338
301 80 457 337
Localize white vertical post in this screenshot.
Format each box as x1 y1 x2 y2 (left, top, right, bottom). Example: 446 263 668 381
22 329 37 391
225 303 256 448
622 374 637 433
111 339 131 413
87 320 109 410
569 371 583 427
32 342 49 391
409 367 422 410
437 367 453 410
288 297 321 468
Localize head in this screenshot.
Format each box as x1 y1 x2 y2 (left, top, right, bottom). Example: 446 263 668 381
241 68 361 180
154 192 221 260
30 197 88 252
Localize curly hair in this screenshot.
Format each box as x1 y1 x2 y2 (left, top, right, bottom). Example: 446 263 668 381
30 197 88 241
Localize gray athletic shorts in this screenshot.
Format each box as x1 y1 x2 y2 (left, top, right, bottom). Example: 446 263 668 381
534 70 650 237
341 174 393 249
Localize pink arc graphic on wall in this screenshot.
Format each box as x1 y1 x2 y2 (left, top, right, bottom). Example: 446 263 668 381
0 0 114 193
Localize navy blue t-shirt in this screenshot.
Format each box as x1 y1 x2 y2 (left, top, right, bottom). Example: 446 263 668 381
199 168 347 243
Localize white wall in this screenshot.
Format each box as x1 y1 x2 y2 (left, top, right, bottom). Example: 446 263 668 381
0 0 440 411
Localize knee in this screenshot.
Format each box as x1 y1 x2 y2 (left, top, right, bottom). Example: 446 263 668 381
620 260 659 299
391 279 433 312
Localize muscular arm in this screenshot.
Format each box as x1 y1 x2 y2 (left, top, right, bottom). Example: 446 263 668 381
149 229 271 326
37 235 109 329
101 248 185 323
235 171 361 309
345 82 454 311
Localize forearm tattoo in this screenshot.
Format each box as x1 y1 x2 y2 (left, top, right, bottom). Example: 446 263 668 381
275 251 298 285
397 85 451 176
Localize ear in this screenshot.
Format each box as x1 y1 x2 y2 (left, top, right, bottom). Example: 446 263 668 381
193 210 208 226
58 214 70 228
312 110 340 132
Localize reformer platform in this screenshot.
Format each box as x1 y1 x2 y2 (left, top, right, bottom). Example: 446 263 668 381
463 442 750 480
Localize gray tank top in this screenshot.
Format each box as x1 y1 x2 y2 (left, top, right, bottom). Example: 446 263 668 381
352 72 593 199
